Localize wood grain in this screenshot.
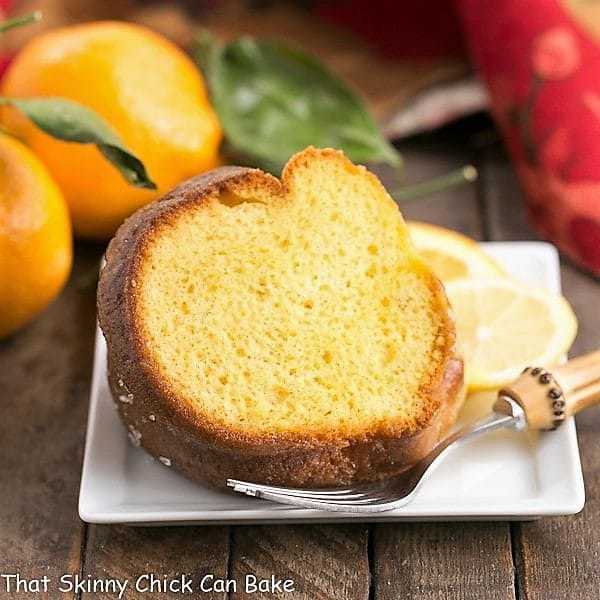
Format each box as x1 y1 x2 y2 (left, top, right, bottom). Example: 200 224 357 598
81 525 229 599
372 523 515 600
0 244 100 599
481 147 600 600
229 525 369 600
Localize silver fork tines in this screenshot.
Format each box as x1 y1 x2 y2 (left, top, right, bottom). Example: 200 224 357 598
227 396 527 513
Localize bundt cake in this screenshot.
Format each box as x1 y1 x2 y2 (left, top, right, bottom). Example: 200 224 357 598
97 147 464 488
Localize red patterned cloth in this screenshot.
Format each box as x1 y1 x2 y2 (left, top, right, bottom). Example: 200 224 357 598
316 0 465 60
0 0 16 77
456 0 600 276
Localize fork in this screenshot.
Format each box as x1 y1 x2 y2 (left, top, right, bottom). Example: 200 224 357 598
228 349 600 513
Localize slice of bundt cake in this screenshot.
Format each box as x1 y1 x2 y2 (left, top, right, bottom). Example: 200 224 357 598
97 147 464 488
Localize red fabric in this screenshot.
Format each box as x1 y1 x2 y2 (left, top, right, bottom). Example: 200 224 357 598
0 51 14 78
316 0 465 60
0 1 15 78
455 0 600 275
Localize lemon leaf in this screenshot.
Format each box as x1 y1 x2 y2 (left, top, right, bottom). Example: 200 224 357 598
0 97 156 189
0 12 41 34
395 166 478 202
195 34 401 173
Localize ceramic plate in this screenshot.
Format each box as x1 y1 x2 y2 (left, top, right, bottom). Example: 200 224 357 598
79 242 585 524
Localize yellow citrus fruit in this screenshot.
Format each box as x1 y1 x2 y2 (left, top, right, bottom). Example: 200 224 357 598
0 133 72 338
445 278 577 391
0 21 222 239
407 221 505 282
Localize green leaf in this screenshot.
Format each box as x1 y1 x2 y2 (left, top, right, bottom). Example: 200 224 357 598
394 165 478 202
0 11 42 34
0 97 156 189
195 35 401 173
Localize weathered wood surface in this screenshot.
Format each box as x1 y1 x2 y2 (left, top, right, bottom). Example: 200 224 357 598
229 525 369 600
81 525 229 600
1 125 599 600
372 522 515 600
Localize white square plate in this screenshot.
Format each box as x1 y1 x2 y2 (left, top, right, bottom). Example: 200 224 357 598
79 242 585 524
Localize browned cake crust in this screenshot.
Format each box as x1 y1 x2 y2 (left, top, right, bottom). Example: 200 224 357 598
97 164 464 489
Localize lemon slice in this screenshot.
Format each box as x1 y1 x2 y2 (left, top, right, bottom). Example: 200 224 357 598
445 278 578 390
407 221 505 282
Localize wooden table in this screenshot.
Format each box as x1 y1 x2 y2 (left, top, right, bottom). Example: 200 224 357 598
2 119 599 599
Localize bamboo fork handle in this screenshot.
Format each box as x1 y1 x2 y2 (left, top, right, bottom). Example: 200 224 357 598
499 349 600 430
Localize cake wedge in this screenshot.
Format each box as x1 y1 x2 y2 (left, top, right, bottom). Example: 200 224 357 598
97 147 464 488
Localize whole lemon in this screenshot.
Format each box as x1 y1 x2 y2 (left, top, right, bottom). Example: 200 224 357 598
1 21 222 239
0 133 72 338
